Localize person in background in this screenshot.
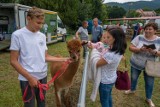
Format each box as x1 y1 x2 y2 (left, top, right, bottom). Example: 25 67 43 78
138 24 143 35
75 21 89 58
121 23 127 35
10 7 70 107
131 23 140 40
125 22 160 107
116 22 121 27
92 27 127 107
91 18 103 43
43 22 48 35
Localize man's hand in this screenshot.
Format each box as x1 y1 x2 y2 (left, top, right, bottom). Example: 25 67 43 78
28 77 39 88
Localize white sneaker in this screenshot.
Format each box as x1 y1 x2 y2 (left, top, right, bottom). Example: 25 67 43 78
124 90 135 94
146 99 155 107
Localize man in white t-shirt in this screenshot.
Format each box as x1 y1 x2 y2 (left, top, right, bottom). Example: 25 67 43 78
10 7 70 107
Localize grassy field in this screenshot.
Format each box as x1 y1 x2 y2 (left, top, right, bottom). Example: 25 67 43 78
0 36 160 107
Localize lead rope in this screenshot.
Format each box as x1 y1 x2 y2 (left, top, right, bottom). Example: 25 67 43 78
22 59 72 102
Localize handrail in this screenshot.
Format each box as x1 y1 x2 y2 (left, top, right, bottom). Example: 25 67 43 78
77 50 89 107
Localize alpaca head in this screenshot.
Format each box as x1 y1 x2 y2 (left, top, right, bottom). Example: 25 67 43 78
67 39 82 61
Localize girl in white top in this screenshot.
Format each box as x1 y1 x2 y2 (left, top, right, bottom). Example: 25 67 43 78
95 27 127 107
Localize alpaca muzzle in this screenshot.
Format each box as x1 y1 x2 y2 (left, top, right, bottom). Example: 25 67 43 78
70 51 80 61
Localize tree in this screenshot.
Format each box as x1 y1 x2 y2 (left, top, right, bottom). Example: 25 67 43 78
77 2 92 25
51 0 107 30
107 6 126 18
19 0 48 8
91 0 106 21
51 0 79 30
0 0 18 3
1 0 108 31
142 7 152 11
155 8 160 15
126 10 140 18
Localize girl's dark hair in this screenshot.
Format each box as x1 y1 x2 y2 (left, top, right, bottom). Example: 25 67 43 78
107 27 127 55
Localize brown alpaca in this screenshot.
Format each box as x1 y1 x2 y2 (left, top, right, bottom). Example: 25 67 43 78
50 39 82 107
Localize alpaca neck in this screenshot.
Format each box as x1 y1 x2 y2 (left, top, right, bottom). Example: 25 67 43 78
66 59 80 78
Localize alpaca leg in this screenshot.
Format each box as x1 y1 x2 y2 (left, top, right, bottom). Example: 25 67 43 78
64 88 69 98
64 88 71 107
55 88 62 107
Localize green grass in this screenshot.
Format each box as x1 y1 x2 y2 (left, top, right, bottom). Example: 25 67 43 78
0 36 160 107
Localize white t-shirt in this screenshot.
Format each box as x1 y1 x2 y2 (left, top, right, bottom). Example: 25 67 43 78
10 27 48 81
101 51 122 84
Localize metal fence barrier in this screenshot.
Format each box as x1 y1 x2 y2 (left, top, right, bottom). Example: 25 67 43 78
77 50 89 107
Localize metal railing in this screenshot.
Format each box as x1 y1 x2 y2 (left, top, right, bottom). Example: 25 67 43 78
77 50 89 107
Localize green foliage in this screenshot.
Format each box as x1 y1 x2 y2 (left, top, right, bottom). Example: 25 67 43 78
155 8 160 15
91 0 103 19
49 0 106 30
105 0 160 10
0 0 18 3
1 0 107 31
57 0 79 30
100 4 108 22
77 2 92 26
126 10 140 18
106 6 126 18
19 0 44 7
142 7 152 11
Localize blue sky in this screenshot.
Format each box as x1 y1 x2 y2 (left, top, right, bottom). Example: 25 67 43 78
104 0 152 3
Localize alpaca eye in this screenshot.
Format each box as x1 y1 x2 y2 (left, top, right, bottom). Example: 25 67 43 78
77 50 80 52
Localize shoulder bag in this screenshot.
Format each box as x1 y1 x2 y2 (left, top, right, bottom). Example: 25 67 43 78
115 58 131 90
145 56 160 77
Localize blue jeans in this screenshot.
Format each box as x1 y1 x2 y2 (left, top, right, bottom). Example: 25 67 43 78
20 77 47 107
130 66 154 99
99 82 114 107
